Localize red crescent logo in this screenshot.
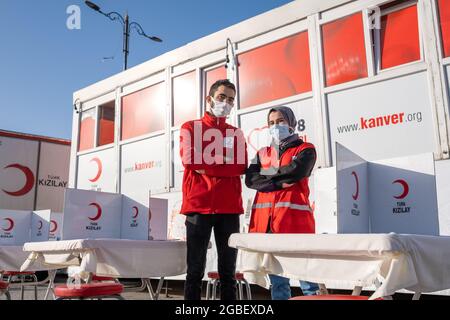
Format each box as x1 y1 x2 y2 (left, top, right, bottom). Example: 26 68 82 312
89 158 102 183
2 164 35 197
88 202 102 221
132 206 139 219
38 221 43 230
351 171 359 201
2 218 14 232
50 220 58 233
246 126 269 153
393 179 409 199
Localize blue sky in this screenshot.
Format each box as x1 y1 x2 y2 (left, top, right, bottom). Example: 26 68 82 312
0 0 293 140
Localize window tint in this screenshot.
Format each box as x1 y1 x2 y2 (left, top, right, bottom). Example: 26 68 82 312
379 5 420 70
173 71 197 126
121 82 166 140
98 101 115 146
322 12 368 86
238 31 312 109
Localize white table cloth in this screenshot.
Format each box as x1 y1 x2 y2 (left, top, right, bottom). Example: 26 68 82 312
1 245 59 300
229 233 450 300
0 245 60 272
21 239 187 280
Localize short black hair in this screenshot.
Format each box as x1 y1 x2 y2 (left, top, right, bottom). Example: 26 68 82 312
208 79 236 97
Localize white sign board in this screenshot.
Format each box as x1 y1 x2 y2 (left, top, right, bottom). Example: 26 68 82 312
157 191 185 241
62 188 122 240
120 135 167 198
62 189 152 240
336 143 370 233
328 72 438 163
49 212 63 241
0 136 38 210
77 148 116 193
0 209 32 245
335 143 439 235
149 197 169 240
36 142 70 212
31 210 51 242
313 167 337 234
369 153 439 235
120 195 150 240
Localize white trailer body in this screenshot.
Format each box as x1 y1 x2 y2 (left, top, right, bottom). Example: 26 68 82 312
0 130 71 212
70 0 450 284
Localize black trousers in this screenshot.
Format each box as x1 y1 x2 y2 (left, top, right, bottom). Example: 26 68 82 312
184 213 240 300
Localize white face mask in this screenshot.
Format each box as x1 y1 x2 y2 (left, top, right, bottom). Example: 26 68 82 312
209 98 232 118
269 124 292 143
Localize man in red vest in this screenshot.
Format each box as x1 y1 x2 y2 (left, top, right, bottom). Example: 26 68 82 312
180 79 247 300
245 106 319 299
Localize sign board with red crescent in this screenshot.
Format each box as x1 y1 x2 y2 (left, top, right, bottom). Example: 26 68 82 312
335 143 439 235
63 188 154 241
369 152 439 235
76 148 116 193
62 188 122 240
0 137 38 210
49 212 63 241
336 143 370 233
0 209 32 245
31 210 51 242
119 135 167 240
120 195 150 240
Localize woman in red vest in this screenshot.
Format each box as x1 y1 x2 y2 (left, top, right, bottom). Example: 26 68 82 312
245 106 319 299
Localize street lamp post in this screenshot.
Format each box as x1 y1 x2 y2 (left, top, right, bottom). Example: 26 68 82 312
85 1 162 71
124 14 130 70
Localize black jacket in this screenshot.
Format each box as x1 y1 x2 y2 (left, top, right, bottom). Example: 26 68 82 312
245 138 316 193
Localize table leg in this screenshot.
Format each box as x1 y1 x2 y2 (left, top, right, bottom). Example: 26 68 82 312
144 278 156 300
44 270 57 300
351 286 363 296
143 277 166 300
154 277 165 300
318 283 328 295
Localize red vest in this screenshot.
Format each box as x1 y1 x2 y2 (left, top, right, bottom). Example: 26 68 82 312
249 142 315 233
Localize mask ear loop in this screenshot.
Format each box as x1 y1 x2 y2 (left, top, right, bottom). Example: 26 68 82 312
207 97 215 111
288 125 295 134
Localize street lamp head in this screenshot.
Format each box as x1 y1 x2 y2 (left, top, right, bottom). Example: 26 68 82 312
85 1 101 12
149 36 163 43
